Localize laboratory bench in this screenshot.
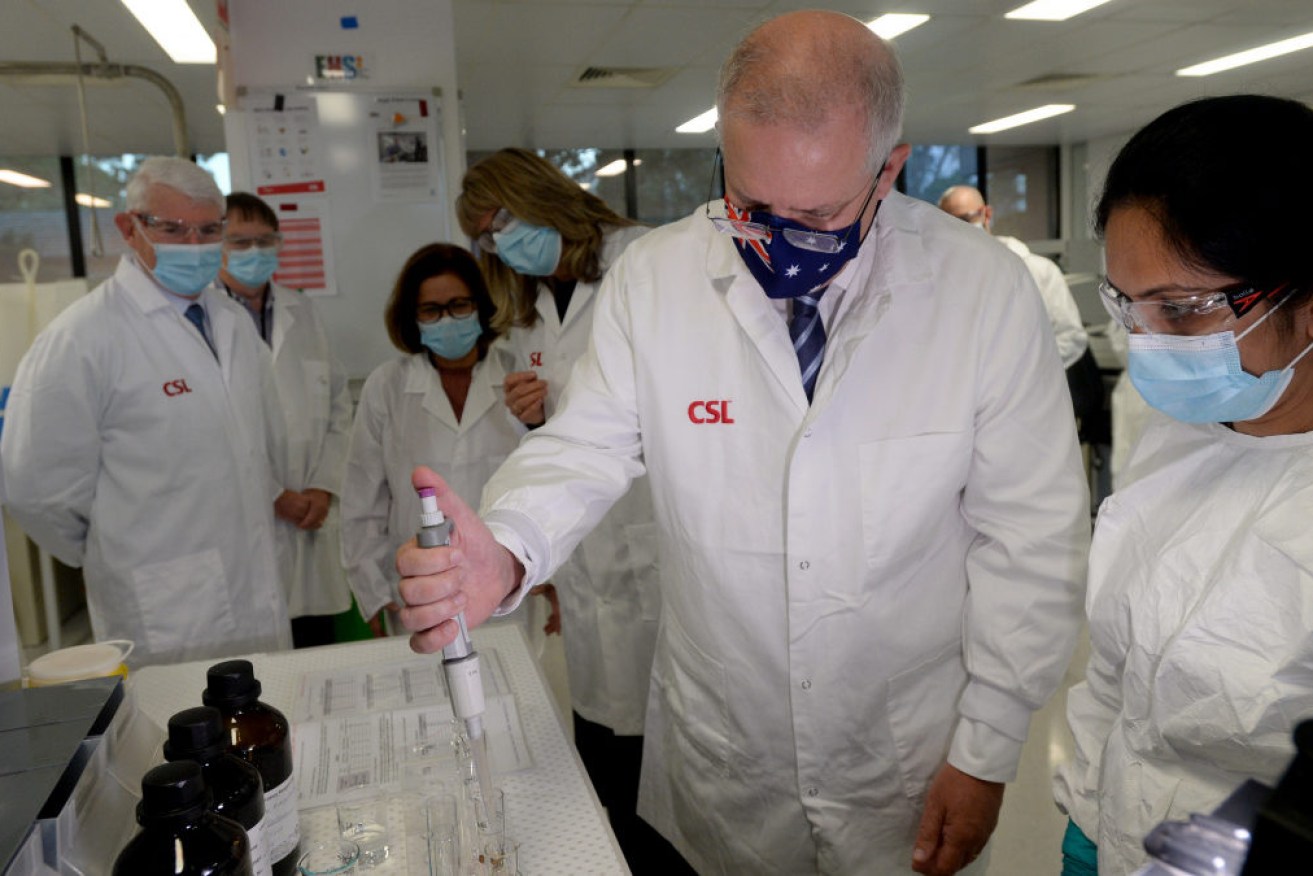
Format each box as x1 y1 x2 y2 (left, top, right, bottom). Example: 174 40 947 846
4 626 628 875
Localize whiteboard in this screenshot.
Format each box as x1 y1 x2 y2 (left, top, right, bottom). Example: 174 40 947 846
225 87 454 379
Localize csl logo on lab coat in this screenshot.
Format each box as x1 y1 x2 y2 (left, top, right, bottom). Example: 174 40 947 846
162 379 193 398
687 400 734 424
529 352 543 368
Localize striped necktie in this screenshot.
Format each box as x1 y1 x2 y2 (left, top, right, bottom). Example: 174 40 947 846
184 303 217 359
790 291 826 402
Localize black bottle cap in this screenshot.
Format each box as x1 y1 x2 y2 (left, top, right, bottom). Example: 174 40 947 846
203 659 262 708
163 706 227 762
137 761 211 824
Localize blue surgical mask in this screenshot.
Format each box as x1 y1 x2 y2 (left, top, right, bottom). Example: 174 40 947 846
725 196 876 300
150 242 223 298
1128 297 1313 423
226 247 280 288
493 221 562 276
419 312 482 360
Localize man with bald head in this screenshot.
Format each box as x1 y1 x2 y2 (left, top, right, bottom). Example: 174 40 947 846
394 12 1088 874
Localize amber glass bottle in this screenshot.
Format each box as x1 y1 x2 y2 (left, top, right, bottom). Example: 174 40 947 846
203 660 300 876
165 706 272 876
112 761 252 875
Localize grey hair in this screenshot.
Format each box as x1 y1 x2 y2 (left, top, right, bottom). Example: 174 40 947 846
125 157 223 211
715 14 905 173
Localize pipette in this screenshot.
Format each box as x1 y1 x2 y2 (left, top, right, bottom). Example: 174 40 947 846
415 486 496 816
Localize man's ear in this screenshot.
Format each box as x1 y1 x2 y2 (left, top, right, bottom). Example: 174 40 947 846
876 144 912 200
113 211 135 241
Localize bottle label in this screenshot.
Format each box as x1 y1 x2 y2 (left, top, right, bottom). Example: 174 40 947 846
247 814 273 876
264 775 301 861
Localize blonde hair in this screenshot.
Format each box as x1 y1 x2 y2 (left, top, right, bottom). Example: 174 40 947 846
456 148 639 330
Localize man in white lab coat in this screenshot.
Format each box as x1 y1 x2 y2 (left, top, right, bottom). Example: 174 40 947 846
0 157 292 667
396 12 1089 876
221 192 353 648
937 185 1088 370
938 185 1107 442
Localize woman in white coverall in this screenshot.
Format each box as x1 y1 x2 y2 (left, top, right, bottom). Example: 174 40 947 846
456 148 675 872
221 192 354 648
341 244 521 636
1054 95 1313 876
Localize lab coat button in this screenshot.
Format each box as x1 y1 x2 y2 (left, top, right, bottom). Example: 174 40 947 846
807 787 819 797
799 560 810 571
804 428 813 438
801 679 811 690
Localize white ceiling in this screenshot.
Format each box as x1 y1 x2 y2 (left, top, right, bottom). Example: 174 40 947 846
1 0 1312 156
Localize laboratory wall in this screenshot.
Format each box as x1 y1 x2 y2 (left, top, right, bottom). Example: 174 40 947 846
222 0 464 380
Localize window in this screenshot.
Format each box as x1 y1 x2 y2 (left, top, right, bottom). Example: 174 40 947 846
633 149 717 226
900 145 979 205
985 146 1059 241
0 157 73 283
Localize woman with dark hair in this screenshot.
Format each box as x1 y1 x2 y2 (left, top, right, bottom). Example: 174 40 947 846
1054 95 1313 875
340 243 520 636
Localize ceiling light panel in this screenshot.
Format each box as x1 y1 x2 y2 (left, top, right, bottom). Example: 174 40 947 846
868 14 930 40
1177 30 1313 76
121 0 217 64
676 108 718 134
968 104 1075 134
0 169 53 188
1005 0 1117 22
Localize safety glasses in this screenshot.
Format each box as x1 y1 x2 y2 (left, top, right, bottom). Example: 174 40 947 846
1100 278 1290 335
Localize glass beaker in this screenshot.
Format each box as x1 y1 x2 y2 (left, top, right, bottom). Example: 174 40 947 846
297 839 360 875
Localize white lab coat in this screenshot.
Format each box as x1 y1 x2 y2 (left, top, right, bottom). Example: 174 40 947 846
482 193 1090 873
1054 417 1313 876
493 223 660 735
0 256 292 666
341 349 522 622
266 284 353 618
996 236 1088 368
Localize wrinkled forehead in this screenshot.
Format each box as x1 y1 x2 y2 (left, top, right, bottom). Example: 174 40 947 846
719 111 871 211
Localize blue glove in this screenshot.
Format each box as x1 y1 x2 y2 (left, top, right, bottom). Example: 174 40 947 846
1062 818 1098 876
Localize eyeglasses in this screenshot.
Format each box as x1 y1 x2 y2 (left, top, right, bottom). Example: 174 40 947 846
703 151 882 254
225 232 283 250
417 297 478 323
474 208 515 254
1099 278 1289 335
132 212 226 242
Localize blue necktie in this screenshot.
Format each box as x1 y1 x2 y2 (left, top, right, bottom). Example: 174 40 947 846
185 303 217 359
790 292 826 401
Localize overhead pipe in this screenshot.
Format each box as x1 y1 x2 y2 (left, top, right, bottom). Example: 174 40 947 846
0 60 190 157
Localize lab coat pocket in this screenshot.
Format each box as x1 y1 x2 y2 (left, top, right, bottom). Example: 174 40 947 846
885 642 965 802
858 432 970 571
133 548 237 660
652 612 735 774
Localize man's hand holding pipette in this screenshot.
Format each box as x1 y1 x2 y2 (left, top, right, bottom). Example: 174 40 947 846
397 466 524 654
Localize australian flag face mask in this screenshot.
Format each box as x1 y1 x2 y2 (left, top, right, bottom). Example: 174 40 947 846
718 177 880 300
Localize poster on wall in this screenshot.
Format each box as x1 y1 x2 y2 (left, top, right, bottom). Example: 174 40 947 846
256 182 337 297
247 94 326 189
370 96 443 202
